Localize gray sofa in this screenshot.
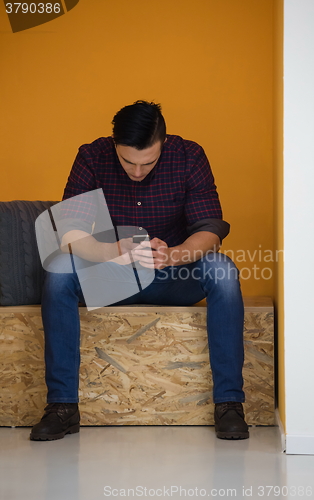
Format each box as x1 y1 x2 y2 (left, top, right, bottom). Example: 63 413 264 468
0 200 57 306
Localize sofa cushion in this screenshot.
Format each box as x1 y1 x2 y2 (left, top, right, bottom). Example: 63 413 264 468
0 200 58 306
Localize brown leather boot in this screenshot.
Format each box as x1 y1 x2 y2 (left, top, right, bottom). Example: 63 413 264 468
30 403 80 441
214 402 249 439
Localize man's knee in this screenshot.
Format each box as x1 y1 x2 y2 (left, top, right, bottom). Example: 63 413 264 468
44 253 75 274
198 253 240 284
42 254 80 297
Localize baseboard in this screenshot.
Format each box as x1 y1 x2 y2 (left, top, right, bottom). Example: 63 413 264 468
286 435 314 455
275 408 286 453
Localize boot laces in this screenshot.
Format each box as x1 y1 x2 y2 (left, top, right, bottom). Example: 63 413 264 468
217 402 243 416
44 403 75 414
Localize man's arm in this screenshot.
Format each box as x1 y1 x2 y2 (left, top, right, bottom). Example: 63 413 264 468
61 230 141 265
167 231 220 266
60 230 117 262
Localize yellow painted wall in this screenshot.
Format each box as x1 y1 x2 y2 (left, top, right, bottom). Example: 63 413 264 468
273 0 285 430
0 0 274 297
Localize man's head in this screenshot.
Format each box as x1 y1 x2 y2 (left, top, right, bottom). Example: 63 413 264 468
112 100 166 150
112 100 167 182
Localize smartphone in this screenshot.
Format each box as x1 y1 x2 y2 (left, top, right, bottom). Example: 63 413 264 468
132 234 150 244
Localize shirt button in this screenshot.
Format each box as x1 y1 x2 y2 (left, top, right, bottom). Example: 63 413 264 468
139 227 143 230
137 201 142 206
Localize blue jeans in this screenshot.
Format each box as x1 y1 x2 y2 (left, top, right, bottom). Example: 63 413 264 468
41 253 245 404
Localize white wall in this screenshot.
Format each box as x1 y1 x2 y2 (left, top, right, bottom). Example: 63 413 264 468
284 0 314 455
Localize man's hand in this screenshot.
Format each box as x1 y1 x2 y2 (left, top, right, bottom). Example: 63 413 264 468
132 232 220 269
109 237 142 265
132 237 170 269
111 237 169 268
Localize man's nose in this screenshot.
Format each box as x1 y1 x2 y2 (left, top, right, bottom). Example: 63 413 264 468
134 165 143 176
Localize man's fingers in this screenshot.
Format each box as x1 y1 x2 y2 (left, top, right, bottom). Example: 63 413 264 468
132 248 153 258
138 262 155 268
132 247 167 269
136 256 154 264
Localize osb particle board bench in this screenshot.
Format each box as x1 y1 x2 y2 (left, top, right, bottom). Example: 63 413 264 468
0 296 274 427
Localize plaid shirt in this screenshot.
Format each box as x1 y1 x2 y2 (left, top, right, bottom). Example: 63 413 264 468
61 135 229 247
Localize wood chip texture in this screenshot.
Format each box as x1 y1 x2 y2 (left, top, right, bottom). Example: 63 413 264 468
0 298 274 426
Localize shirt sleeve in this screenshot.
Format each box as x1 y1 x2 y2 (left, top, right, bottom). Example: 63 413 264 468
184 145 230 242
63 146 97 201
186 218 230 242
56 147 98 239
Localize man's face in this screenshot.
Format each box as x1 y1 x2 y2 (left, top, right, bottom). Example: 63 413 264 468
115 140 164 182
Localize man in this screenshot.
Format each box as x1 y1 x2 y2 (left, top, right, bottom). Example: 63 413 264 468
30 100 249 441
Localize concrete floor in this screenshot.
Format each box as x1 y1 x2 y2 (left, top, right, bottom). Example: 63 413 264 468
0 426 314 500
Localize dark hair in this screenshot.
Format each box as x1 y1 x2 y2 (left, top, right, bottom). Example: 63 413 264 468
112 100 166 150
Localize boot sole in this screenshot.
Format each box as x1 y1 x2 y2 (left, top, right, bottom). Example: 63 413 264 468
216 430 249 440
30 423 80 441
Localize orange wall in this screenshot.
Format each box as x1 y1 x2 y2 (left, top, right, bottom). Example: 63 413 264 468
0 0 274 296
